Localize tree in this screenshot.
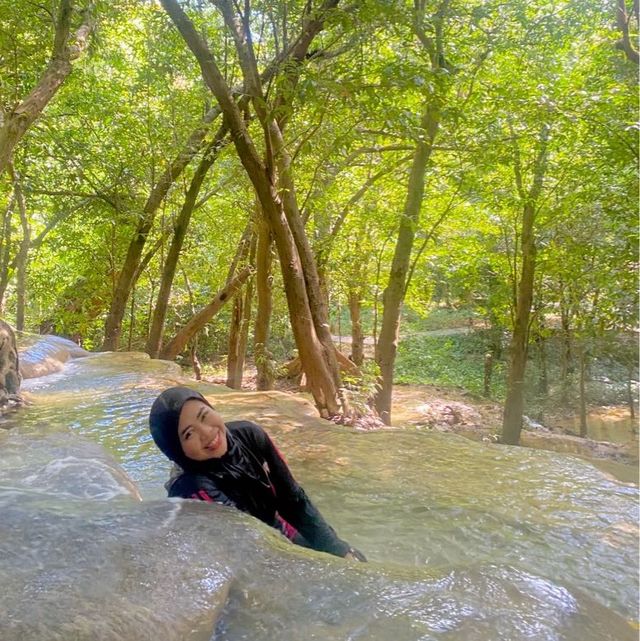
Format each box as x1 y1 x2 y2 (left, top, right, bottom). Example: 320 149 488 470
161 0 348 416
501 124 551 445
146 125 228 358
0 0 95 174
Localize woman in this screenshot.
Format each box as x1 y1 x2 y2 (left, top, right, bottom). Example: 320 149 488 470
149 386 365 560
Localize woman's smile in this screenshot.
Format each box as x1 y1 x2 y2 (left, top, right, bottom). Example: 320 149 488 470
178 399 228 460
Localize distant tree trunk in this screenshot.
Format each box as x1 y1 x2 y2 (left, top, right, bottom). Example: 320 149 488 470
181 266 202 380
0 1 95 175
146 127 227 358
227 235 256 389
221 223 254 383
160 265 253 361
348 289 364 366
501 124 550 445
102 104 224 351
227 269 255 389
13 169 30 332
127 285 135 351
375 101 440 425
145 278 156 343
559 297 573 403
483 352 493 398
627 364 636 421
227 297 243 387
190 339 202 380
578 341 588 437
535 330 549 396
0 191 15 313
254 218 274 391
372 235 392 353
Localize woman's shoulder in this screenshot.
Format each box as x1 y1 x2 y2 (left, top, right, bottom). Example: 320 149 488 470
226 419 265 439
167 472 216 498
226 419 272 453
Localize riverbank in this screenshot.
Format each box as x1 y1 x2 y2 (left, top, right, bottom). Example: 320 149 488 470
202 366 639 485
389 383 638 485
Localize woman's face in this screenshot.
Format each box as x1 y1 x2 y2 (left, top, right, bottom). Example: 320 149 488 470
178 399 228 461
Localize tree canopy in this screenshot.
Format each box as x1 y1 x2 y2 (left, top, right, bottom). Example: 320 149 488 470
1 0 637 438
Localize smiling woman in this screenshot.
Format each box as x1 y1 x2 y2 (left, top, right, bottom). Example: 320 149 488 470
178 399 229 460
149 386 366 561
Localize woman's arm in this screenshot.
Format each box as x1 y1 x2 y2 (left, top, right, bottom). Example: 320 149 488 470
168 473 236 506
245 422 358 558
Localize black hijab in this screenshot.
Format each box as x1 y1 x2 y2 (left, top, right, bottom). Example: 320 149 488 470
150 387 279 521
148 386 265 481
149 386 218 471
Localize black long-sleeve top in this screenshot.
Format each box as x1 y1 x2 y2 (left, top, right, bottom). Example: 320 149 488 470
167 420 351 558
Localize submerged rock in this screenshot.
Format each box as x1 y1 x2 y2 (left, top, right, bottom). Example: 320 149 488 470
0 348 637 640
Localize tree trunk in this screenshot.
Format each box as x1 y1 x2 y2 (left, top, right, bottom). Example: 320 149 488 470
271 125 342 390
559 301 573 403
375 102 440 425
162 0 342 416
228 233 256 389
146 128 227 358
501 125 550 445
501 203 537 445
190 340 202 380
254 218 274 391
227 265 255 389
348 289 364 366
0 191 15 313
182 267 202 381
223 223 254 385
615 0 639 64
578 341 588 437
159 265 253 361
145 278 156 343
12 168 30 332
0 1 95 175
535 330 549 396
102 104 224 351
127 285 136 351
226 295 243 388
483 352 493 398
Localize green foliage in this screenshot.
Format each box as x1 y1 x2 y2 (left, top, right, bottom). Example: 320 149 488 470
395 331 507 399
0 0 634 418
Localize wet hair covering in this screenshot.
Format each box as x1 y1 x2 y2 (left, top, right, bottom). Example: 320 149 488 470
149 386 215 469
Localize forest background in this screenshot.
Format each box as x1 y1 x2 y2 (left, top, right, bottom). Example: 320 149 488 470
0 0 637 445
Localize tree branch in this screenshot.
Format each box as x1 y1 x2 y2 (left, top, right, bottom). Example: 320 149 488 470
615 0 639 64
0 1 96 174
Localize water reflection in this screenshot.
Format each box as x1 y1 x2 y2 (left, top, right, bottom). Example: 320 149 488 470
0 337 637 640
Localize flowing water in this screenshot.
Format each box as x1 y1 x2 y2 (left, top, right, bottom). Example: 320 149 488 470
0 337 637 640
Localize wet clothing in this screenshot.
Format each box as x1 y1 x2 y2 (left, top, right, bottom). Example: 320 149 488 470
149 386 362 559
168 420 351 557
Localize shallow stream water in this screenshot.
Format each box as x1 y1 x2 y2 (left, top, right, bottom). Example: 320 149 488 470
0 337 637 640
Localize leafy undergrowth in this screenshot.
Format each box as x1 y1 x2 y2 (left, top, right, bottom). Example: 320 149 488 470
395 332 507 399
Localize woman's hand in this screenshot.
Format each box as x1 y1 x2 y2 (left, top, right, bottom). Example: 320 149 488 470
344 546 367 562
